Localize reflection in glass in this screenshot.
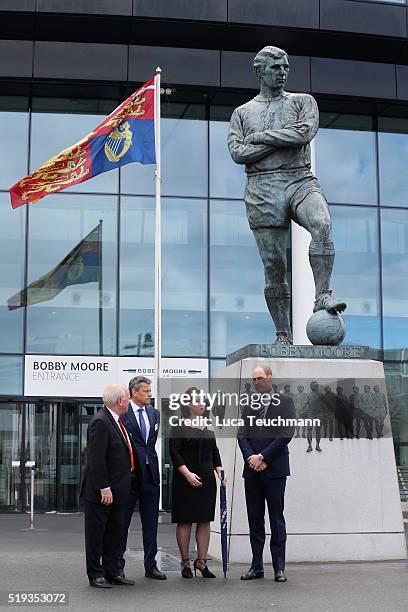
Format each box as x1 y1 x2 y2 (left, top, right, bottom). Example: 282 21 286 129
210 120 246 199
162 199 207 356
30 112 118 194
384 360 408 469
315 128 377 204
210 200 274 357
210 359 226 378
0 194 25 352
0 403 22 511
120 197 155 355
381 209 408 349
58 402 80 510
0 356 23 395
0 111 28 189
26 194 117 355
24 403 57 512
379 129 408 207
330 206 380 348
121 118 208 197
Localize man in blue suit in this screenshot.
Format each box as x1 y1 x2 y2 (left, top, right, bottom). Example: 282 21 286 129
118 375 166 580
238 364 295 583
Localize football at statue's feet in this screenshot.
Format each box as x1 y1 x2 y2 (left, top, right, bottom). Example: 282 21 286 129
306 310 346 346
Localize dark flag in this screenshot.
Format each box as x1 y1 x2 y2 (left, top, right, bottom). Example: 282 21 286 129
7 222 102 310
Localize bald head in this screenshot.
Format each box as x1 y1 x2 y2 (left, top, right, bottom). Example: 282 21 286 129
103 384 130 416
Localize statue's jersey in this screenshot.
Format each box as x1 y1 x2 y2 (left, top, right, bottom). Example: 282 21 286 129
228 92 319 174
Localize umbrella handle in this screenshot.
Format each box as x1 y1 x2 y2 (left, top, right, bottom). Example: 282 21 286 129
220 469 225 483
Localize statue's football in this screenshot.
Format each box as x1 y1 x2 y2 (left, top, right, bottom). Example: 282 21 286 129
306 310 346 346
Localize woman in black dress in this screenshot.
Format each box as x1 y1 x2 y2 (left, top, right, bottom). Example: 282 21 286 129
169 387 227 578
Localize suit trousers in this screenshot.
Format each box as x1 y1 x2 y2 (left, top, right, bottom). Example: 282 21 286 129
118 465 160 571
244 475 287 572
84 499 126 581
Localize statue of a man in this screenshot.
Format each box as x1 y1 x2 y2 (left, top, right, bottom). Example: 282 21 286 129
228 46 346 346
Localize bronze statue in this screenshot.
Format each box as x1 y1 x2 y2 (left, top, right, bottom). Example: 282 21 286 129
228 46 346 346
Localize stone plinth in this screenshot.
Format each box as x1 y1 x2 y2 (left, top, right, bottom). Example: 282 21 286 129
209 356 406 563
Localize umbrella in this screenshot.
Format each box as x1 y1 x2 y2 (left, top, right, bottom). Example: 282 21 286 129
219 469 228 578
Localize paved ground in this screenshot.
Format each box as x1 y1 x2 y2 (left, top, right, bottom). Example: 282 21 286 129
0 513 408 612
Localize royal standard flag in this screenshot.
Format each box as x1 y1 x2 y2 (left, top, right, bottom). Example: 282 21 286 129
7 223 102 310
9 78 155 209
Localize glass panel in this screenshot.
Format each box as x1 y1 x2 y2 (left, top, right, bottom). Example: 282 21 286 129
378 119 408 207
162 198 207 356
209 120 246 199
0 193 25 352
384 361 408 472
80 403 102 490
58 402 80 511
330 206 381 349
381 208 408 349
0 109 28 188
120 196 155 355
26 194 117 355
320 113 373 131
121 118 208 197
315 127 377 205
30 111 118 194
0 403 22 511
0 356 23 395
210 359 226 378
210 200 276 357
24 402 57 512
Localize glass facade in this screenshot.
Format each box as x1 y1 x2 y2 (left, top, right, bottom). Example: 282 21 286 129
2 94 408 508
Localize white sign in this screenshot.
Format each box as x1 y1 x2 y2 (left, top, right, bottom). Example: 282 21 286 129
24 355 208 398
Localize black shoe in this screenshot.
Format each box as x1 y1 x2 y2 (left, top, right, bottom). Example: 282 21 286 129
240 568 264 581
89 577 112 589
275 570 287 582
194 559 216 578
105 575 135 586
181 558 193 579
145 566 167 580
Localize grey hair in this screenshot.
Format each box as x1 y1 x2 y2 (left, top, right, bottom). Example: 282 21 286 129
253 46 288 77
129 375 151 394
103 383 128 407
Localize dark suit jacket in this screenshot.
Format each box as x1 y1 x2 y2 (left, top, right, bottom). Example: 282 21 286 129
121 403 160 485
80 406 132 505
238 394 295 479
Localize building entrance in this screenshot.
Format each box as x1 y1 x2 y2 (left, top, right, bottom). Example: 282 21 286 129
0 401 103 512
0 401 58 512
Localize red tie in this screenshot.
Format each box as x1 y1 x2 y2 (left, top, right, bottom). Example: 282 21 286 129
118 419 135 472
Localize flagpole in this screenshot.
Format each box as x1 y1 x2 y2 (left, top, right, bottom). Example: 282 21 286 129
154 67 162 407
98 219 103 355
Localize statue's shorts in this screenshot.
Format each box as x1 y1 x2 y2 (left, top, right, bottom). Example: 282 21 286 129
244 168 325 229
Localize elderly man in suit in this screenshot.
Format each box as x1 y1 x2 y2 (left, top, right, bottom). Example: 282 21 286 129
118 375 166 580
80 384 136 588
238 364 295 583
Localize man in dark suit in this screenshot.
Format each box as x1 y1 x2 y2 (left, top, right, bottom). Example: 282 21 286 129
80 384 136 588
118 375 166 580
238 364 295 583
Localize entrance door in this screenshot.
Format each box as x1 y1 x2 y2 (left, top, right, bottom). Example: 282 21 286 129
0 402 23 511
0 402 57 512
23 402 58 512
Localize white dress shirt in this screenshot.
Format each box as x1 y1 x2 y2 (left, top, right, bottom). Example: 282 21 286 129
130 400 151 442
130 400 150 464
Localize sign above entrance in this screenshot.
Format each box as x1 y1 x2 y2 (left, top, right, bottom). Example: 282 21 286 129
24 355 208 398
